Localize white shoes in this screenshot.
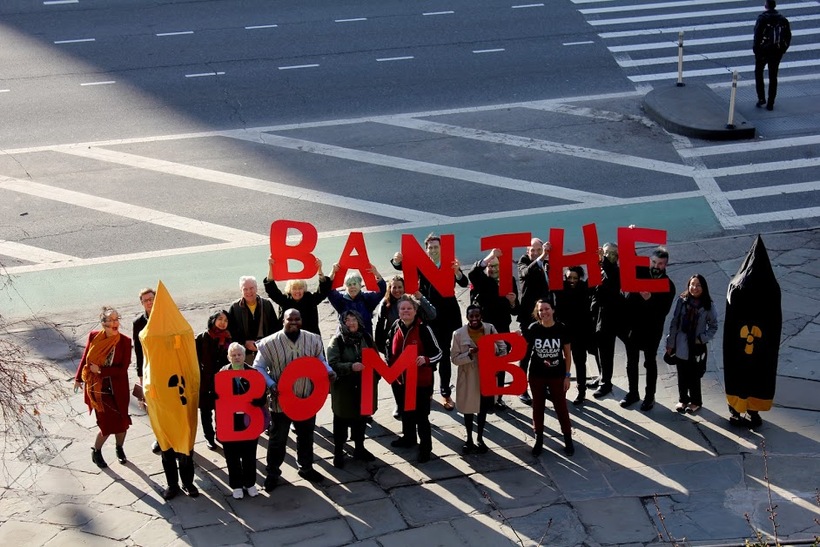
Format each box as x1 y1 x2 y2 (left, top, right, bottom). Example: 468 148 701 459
246 485 258 497
232 488 244 499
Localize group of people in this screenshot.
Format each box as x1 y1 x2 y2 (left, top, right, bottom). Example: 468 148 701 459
73 233 723 501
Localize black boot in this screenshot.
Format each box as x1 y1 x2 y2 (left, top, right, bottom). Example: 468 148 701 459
91 447 107 468
563 433 575 457
748 411 762 429
531 433 543 456
115 445 127 464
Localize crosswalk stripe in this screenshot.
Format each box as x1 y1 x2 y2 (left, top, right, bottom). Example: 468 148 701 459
709 157 820 178
678 135 820 157
629 59 820 82
0 239 77 263
53 145 442 223
0 174 266 245
220 129 610 204
378 117 696 178
724 181 820 200
736 206 820 225
617 43 820 68
598 14 820 38
580 0 748 15
587 1 819 26
609 28 820 52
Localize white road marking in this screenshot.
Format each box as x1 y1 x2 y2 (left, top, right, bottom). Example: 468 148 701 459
473 48 505 54
581 0 747 14
564 41 595 46
278 64 320 70
630 59 820 82
44 0 78 4
618 43 820 68
53 146 443 223
222 129 612 204
156 31 194 37
609 28 820 52
736 206 820 225
54 38 95 44
185 72 226 78
335 18 367 23
80 81 115 86
377 56 414 62
670 135 742 230
709 157 820 177
588 2 818 26
512 4 544 8
0 90 10 93
678 135 820 158
423 11 454 16
598 14 820 38
0 240 77 264
245 24 278 29
0 175 265 245
379 117 695 177
725 181 820 200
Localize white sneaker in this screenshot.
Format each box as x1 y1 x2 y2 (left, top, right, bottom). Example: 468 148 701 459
232 488 244 499
246 485 258 497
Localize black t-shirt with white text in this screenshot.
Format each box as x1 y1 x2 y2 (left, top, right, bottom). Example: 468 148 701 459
524 321 569 379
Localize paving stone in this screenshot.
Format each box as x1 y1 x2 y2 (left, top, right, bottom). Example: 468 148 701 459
648 491 751 543
32 464 110 497
228 484 339 531
323 479 387 506
505 503 587 547
0 520 61 545
576 496 657 544
80 505 153 541
661 456 744 493
788 321 820 353
161 492 234 529
390 477 490 527
43 529 123 546
377 521 465 547
373 464 426 490
185 521 252 546
743 454 820 495
250 518 355 547
340 498 407 540
472 467 560 510
40 502 96 526
131 518 187 546
449 512 519 546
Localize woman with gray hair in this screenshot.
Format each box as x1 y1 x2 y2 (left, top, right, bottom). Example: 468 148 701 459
326 263 386 337
264 256 332 336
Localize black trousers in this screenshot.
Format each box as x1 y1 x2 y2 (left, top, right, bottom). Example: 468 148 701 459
199 396 215 441
571 341 588 394
436 331 453 398
755 52 783 107
625 339 660 399
675 358 703 406
223 439 257 489
333 415 367 455
399 385 434 452
266 412 315 476
161 449 195 488
595 330 616 387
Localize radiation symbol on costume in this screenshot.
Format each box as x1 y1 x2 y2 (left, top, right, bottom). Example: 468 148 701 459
168 374 187 405
740 325 762 355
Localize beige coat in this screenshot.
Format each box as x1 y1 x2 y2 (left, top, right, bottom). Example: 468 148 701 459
450 324 507 414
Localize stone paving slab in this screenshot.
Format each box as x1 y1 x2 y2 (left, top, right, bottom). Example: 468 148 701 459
250 517 356 547
339 497 407 540
391 477 491 527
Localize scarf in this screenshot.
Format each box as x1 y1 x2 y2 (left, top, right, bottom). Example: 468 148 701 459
209 326 231 350
81 330 120 413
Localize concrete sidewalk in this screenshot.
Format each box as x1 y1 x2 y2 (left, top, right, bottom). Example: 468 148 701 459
1 228 818 546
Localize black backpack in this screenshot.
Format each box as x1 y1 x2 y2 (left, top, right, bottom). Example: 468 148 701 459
759 19 789 53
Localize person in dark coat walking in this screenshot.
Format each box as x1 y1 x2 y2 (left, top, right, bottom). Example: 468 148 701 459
590 244 624 399
753 0 791 110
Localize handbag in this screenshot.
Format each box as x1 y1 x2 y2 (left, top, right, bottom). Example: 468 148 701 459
132 383 145 402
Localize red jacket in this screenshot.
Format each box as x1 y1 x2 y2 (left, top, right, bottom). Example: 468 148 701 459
387 318 442 388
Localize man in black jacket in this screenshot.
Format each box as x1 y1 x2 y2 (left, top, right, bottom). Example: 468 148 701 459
228 276 279 365
591 243 624 398
754 0 792 111
620 247 676 411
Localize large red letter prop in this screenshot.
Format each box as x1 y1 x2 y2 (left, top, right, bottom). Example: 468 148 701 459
330 232 378 289
548 224 602 289
361 347 418 414
478 333 528 396
618 227 670 293
480 232 531 296
214 370 267 442
269 220 319 279
401 234 456 296
277 357 330 421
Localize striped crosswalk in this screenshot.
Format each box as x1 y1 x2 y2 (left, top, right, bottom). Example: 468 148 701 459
573 0 820 84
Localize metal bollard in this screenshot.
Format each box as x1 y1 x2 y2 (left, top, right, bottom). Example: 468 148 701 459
676 31 685 87
727 70 739 129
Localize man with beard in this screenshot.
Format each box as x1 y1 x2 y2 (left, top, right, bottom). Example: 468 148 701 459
620 248 676 411
516 237 551 404
468 248 519 410
391 233 468 412
554 267 595 405
253 309 336 491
